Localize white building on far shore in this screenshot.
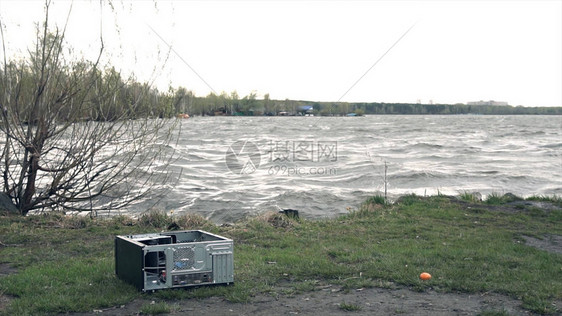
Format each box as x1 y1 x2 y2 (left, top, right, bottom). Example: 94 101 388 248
467 100 508 106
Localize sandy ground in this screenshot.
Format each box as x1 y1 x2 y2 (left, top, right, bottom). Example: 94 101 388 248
72 285 540 316
522 235 562 255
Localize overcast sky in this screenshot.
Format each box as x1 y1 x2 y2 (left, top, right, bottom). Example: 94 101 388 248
1 0 561 107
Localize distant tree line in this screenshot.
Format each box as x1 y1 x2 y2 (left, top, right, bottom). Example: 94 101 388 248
0 62 180 122
308 102 562 116
175 94 562 116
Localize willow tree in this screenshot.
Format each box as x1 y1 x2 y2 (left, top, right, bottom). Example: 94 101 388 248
0 3 178 216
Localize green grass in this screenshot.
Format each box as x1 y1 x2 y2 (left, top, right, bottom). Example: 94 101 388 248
1 194 561 315
485 192 508 205
478 309 510 316
526 195 562 207
363 194 387 206
339 301 362 311
1 258 137 314
484 192 524 205
459 191 482 203
139 301 176 315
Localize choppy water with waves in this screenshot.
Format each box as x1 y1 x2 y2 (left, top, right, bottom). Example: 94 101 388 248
133 115 561 223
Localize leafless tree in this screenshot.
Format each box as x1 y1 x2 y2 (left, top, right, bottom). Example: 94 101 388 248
0 2 178 216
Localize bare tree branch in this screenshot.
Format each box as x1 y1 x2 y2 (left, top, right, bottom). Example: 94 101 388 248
0 1 179 216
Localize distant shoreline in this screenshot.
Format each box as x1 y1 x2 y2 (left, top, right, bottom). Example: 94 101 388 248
183 98 562 116
185 112 562 117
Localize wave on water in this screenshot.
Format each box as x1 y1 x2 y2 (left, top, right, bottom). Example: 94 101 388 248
118 115 562 223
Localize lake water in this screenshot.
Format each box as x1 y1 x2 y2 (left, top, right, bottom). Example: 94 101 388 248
134 115 561 223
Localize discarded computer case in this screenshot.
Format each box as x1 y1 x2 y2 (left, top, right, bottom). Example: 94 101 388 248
115 230 234 291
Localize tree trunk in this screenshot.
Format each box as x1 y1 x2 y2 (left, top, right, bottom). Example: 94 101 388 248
21 151 39 215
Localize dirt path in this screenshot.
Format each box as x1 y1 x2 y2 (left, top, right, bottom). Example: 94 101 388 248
71 285 537 316
522 235 562 255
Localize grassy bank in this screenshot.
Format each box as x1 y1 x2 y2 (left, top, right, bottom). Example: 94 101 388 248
0 194 561 315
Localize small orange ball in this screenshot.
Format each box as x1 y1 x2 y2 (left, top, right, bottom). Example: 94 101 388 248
420 272 432 280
